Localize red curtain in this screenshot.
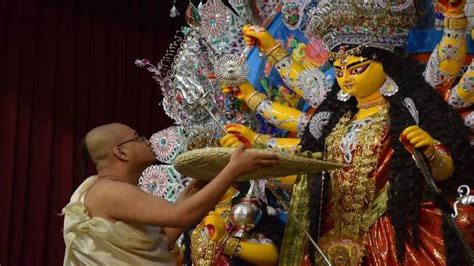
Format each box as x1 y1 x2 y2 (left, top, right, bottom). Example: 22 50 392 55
0 0 180 265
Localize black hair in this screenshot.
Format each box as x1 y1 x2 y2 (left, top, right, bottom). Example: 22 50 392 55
301 47 474 265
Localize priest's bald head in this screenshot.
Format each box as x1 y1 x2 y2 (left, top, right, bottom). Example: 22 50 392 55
82 123 155 180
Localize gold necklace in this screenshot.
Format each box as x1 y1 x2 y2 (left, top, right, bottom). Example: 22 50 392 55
356 97 387 109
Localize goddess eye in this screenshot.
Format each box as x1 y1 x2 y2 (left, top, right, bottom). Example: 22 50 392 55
349 63 370 75
335 70 343 77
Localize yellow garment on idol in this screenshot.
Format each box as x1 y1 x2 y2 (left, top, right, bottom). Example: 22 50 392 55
62 176 175 266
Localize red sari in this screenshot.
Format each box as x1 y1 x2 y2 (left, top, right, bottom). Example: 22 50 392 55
312 108 473 265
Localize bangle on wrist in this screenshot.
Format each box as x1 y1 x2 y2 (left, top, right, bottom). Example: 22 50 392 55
427 149 438 162
223 236 241 256
245 91 259 102
427 141 449 163
254 134 271 148
246 92 269 111
444 16 468 30
267 44 289 65
265 43 282 56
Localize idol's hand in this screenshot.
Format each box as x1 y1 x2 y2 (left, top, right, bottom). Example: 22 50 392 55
400 125 435 158
203 211 227 241
242 24 278 52
220 134 247 148
220 124 257 148
436 0 466 16
226 124 258 146
221 81 256 101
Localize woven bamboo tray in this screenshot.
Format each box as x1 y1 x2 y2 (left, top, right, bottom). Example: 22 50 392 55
173 147 346 181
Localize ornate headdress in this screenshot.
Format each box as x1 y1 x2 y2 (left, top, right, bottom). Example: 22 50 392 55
306 0 419 53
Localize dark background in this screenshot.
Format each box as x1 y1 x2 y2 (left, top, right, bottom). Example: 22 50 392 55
0 0 192 264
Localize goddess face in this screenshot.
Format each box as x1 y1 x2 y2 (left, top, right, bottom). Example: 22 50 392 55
333 55 386 98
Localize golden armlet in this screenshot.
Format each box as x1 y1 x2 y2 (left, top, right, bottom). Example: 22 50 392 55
254 134 272 148
444 17 468 30
267 45 289 65
223 236 241 256
246 92 269 111
265 43 282 56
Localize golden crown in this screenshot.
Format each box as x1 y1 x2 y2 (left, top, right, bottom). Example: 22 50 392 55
306 0 419 52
